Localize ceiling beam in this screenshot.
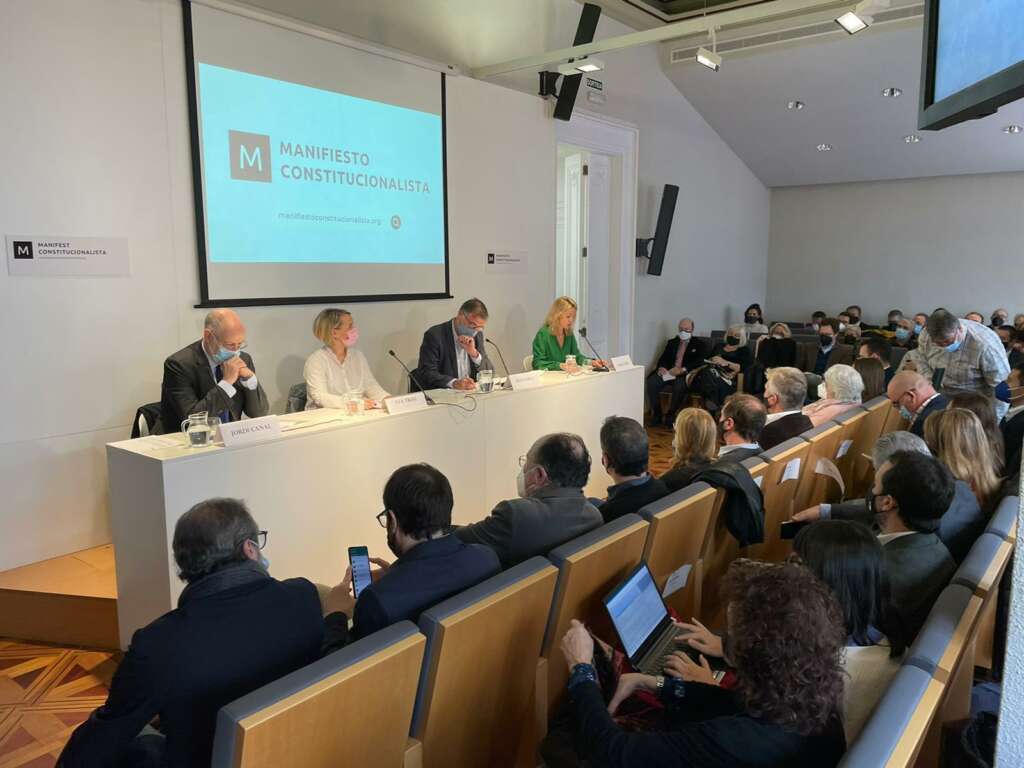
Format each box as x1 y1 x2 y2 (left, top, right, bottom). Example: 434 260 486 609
471 0 851 78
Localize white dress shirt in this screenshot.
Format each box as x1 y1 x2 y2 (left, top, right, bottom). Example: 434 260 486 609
201 343 258 400
718 442 761 457
765 409 801 424
877 531 916 546
303 346 389 409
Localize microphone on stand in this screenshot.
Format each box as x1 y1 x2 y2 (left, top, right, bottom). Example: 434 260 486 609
485 338 513 388
579 328 609 372
388 350 435 405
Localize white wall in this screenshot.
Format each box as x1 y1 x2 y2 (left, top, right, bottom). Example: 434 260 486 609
0 0 555 570
767 172 1024 324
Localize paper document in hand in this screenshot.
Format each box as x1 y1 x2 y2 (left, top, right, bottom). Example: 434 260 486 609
661 372 676 382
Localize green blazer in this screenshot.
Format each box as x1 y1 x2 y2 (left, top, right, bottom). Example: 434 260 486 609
531 326 588 370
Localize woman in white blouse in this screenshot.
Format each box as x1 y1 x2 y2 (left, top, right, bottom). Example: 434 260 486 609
304 309 389 410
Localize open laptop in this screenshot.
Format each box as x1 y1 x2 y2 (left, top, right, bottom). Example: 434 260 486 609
603 562 681 675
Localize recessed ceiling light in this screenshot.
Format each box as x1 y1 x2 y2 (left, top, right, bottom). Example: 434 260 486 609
882 87 903 98
817 143 833 152
1004 124 1023 135
787 100 805 110
904 134 921 143
835 11 870 34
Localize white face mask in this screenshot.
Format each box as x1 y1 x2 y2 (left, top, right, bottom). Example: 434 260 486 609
772 333 784 340
258 554 270 571
678 330 692 341
817 383 828 399
838 322 847 332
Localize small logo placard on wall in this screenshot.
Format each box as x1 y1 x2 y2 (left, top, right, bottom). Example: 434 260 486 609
485 250 527 274
6 235 130 276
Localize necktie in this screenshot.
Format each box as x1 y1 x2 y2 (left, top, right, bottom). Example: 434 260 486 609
214 365 231 424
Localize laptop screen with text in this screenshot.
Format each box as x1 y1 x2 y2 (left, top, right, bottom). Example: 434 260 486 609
605 565 668 658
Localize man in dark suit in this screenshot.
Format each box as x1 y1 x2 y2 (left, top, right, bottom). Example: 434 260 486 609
413 298 494 391
872 451 957 639
644 318 707 427
455 433 602 568
793 430 984 563
858 336 895 386
714 394 766 464
596 416 668 523
761 367 813 449
160 309 269 432
887 370 949 438
58 499 324 768
796 317 854 375
323 464 499 645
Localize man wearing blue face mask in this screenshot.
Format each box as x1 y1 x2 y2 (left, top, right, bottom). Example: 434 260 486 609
159 309 269 432
645 317 706 427
413 297 494 391
914 308 1010 419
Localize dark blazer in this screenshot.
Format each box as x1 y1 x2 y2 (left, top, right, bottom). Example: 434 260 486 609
714 446 762 465
828 480 983 564
455 486 603 569
160 340 269 433
908 393 949 438
760 412 813 450
413 319 494 390
796 342 855 375
599 475 669 523
661 458 714 493
58 573 323 768
654 336 707 371
348 535 499 642
1003 409 1024 471
883 532 956 640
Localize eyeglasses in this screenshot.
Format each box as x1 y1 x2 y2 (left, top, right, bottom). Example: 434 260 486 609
245 530 268 550
211 330 248 352
376 509 389 528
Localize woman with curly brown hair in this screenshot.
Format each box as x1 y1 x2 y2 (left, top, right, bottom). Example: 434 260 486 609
555 560 847 767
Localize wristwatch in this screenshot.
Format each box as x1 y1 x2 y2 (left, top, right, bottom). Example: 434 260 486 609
655 675 666 691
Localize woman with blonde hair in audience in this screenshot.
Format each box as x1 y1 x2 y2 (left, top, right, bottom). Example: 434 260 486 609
853 357 886 402
660 408 717 492
927 408 1002 512
802 364 865 426
1014 313 1024 331
690 324 752 412
947 392 1005 475
304 308 389 410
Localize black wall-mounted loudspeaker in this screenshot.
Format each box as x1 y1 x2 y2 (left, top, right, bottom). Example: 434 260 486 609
637 184 679 277
552 3 602 122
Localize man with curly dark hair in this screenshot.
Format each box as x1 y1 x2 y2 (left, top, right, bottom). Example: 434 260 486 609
555 560 847 767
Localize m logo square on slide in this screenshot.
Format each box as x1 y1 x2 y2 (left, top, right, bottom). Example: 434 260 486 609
228 130 272 182
13 241 33 259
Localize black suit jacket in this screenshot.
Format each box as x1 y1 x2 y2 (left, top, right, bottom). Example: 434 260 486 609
599 476 670 523
58 574 323 768
796 342 855 375
159 340 269 432
760 413 813 450
413 320 494 390
883 532 956 640
908 394 949 438
655 336 707 372
661 459 713 493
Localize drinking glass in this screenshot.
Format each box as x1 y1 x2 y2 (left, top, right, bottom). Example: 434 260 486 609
477 369 495 393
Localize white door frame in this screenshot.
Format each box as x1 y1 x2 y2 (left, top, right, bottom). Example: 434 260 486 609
555 110 638 358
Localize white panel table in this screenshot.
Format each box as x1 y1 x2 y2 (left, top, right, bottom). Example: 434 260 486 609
107 366 644 647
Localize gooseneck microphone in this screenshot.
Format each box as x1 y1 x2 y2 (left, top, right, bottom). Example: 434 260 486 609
388 350 435 405
579 329 609 372
485 338 513 388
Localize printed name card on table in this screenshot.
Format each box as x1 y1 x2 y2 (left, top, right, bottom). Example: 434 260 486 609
662 563 693 597
220 415 281 447
383 392 429 415
508 371 544 390
835 439 853 459
610 355 634 371
781 458 801 484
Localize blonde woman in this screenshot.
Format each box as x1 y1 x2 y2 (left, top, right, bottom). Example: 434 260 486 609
531 296 607 371
690 324 751 411
660 408 717 492
303 309 389 410
930 408 1002 511
802 364 864 426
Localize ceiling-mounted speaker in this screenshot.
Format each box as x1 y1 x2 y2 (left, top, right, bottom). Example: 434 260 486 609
553 3 602 121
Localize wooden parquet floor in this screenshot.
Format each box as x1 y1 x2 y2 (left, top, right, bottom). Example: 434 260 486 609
0 639 118 767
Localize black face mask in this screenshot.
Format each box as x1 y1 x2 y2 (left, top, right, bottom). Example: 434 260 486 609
819 334 834 348
888 321 898 330
849 315 860 325
726 335 741 346
744 315 759 324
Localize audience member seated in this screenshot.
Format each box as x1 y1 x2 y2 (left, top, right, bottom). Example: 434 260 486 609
887 370 948 437
947 391 1006 473
923 408 1003 514
1008 330 1024 368
532 296 606 372
755 323 798 369
1015 313 1024 331
802 364 864 426
885 308 904 332
1002 387 1024 472
690 325 752 412
996 324 1014 350
845 304 872 330
715 394 766 463
793 520 906 742
853 357 886 402
797 317 854 375
551 560 846 767
304 308 389 410
454 433 602 568
868 451 957 639
414 297 494 391
964 311 985 324
660 408 717 492
760 367 813 449
59 499 324 768
792 431 984 564
857 336 895 385
913 312 929 336
743 303 769 334
323 464 500 645
915 308 1010 417
595 416 668 523
160 309 269 432
990 308 1010 330
645 317 706 427
811 310 827 331
893 317 918 349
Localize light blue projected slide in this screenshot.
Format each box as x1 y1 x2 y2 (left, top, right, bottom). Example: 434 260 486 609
198 63 445 264
934 0 1024 101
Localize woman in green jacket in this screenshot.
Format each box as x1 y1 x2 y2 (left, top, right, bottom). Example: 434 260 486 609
532 296 607 371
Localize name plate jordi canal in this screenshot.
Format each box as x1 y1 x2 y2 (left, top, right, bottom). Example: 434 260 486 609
220 415 282 447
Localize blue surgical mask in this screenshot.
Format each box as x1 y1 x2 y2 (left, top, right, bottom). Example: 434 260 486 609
944 336 963 354
212 346 239 363
895 328 911 341
456 324 476 337
913 323 923 334
258 554 270 571
678 331 692 341
898 404 913 421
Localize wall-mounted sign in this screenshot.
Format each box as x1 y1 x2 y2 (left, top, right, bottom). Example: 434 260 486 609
585 77 604 91
485 250 527 274
6 235 130 276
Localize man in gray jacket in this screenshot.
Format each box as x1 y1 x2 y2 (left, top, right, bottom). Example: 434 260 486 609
455 433 603 568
